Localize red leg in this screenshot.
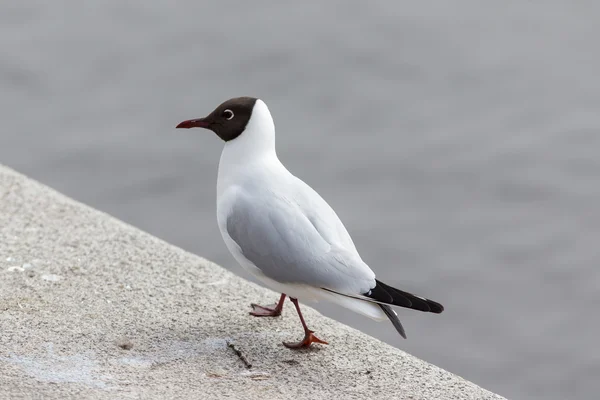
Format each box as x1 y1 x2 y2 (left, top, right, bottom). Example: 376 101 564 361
249 293 286 317
283 297 328 349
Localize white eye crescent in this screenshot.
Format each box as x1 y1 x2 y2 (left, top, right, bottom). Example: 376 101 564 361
223 109 234 120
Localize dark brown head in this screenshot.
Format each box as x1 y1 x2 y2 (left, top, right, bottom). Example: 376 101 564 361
176 97 258 142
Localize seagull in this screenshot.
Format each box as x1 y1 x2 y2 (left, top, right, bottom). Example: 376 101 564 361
176 97 444 348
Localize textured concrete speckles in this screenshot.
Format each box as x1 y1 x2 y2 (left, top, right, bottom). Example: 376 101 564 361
0 164 504 400
1 344 110 388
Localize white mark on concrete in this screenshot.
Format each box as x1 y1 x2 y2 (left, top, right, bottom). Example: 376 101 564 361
202 338 229 350
205 277 229 286
41 274 62 282
205 368 227 377
0 343 110 388
114 338 229 370
241 370 271 380
7 266 24 272
118 357 153 368
22 263 33 269
6 256 15 262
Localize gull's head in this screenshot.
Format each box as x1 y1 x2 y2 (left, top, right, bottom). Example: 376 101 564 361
176 97 274 143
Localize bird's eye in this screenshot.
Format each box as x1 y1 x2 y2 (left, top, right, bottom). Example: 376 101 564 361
223 109 234 120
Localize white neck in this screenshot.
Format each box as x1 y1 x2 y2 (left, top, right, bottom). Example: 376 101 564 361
217 100 280 192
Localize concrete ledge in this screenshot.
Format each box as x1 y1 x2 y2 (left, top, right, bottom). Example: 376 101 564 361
0 165 504 400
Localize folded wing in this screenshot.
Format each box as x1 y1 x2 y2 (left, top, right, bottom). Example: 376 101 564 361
225 191 376 295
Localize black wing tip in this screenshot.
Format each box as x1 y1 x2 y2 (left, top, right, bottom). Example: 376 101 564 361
379 304 407 339
370 280 444 314
428 300 444 314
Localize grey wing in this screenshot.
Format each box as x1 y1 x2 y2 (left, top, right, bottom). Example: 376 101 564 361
226 192 375 295
293 177 359 253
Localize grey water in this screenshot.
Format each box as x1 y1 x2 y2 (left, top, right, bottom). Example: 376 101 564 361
2 1 599 398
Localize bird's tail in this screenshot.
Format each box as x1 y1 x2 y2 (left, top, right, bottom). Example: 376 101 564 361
366 280 444 313
321 279 443 340
379 304 407 339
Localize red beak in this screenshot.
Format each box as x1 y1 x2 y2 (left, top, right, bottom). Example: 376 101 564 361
176 118 209 129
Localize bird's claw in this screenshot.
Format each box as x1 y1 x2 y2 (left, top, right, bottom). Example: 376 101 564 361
283 330 328 349
249 303 282 317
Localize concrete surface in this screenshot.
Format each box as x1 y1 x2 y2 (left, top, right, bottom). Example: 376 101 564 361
0 164 505 400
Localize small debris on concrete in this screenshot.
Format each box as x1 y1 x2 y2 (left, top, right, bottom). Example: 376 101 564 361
241 371 271 380
206 368 227 378
282 359 299 366
227 341 252 369
117 338 134 350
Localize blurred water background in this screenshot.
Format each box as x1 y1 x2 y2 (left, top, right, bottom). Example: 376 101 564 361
2 1 599 398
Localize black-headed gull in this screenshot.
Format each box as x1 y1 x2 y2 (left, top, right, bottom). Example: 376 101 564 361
176 97 444 348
